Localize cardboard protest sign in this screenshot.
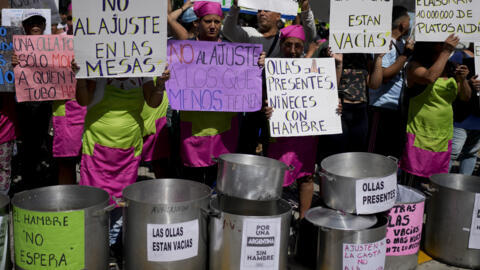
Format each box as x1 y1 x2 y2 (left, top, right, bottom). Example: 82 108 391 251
13 35 76 102
166 40 263 112
10 0 61 24
343 239 387 270
329 0 392 53
238 0 298 17
73 0 167 79
386 202 425 256
2 9 52 34
265 58 342 137
0 26 23 93
415 1 480 42
475 42 480 76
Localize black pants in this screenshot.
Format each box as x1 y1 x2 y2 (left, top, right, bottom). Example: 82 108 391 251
16 101 53 190
317 103 369 161
368 106 405 159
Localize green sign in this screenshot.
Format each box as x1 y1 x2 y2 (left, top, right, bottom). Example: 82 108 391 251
13 207 85 270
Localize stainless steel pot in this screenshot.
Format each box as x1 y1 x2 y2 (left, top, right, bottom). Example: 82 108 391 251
385 185 426 270
425 174 480 269
209 196 292 270
305 207 388 270
320 152 398 214
12 185 110 270
216 154 288 201
122 179 211 270
0 194 10 270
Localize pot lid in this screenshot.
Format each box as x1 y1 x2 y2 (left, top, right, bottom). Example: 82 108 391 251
305 207 377 231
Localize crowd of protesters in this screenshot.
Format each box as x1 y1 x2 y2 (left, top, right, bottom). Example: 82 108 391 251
0 0 480 264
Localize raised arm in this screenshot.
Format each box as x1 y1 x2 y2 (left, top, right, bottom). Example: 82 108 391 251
167 0 194 40
456 65 471 102
407 34 459 87
300 0 316 44
223 0 250 43
368 54 384 90
382 38 414 83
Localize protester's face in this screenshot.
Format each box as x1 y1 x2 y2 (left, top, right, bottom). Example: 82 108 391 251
281 37 304 58
196 14 222 41
23 17 46 35
67 10 73 35
400 15 410 37
257 10 281 33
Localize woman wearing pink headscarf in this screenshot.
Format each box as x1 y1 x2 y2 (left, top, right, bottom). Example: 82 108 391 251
176 1 265 185
266 25 340 219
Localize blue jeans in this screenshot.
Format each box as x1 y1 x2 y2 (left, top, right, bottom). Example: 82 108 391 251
450 127 480 175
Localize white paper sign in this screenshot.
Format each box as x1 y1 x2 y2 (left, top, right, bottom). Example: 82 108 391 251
73 0 167 78
355 174 397 215
266 58 342 137
468 194 480 249
238 0 298 17
475 42 480 76
1 9 52 34
343 238 387 270
329 0 392 53
147 220 199 262
240 218 281 270
10 0 61 24
415 1 480 42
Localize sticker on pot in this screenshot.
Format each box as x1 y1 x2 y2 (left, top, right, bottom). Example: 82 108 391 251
343 238 387 270
468 194 480 249
13 207 85 269
147 219 199 262
355 175 397 214
386 201 425 256
240 217 281 270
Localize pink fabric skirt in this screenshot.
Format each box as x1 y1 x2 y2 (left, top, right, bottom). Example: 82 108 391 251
180 117 239 168
53 100 86 158
399 133 452 178
267 136 319 186
80 144 140 203
141 117 169 162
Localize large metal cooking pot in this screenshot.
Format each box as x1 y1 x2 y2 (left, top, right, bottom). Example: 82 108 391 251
216 154 289 201
122 179 211 270
0 194 10 269
385 185 426 270
209 196 292 270
305 207 388 270
425 174 480 269
12 185 110 270
320 152 398 214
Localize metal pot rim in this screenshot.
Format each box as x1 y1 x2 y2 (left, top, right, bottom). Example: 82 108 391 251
210 196 292 218
321 152 398 180
430 173 480 194
218 153 288 170
12 185 110 212
395 185 426 205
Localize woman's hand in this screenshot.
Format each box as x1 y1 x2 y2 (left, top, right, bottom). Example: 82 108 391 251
71 58 80 74
11 54 18 67
443 34 459 53
258 52 266 68
262 99 273 119
336 99 342 116
455 65 469 83
470 75 480 95
156 64 171 88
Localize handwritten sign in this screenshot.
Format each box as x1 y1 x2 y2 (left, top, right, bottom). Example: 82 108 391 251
240 218 281 270
329 0 392 53
475 42 480 76
0 26 23 93
147 220 199 262
355 174 397 215
469 194 480 249
13 207 85 269
10 0 61 24
2 9 52 34
265 58 342 137
238 0 298 17
73 0 167 78
343 239 387 270
13 35 76 102
166 40 263 112
386 202 425 256
415 1 480 42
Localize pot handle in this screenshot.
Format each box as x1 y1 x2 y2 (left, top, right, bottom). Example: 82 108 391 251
92 204 116 217
387 156 399 164
201 207 220 219
423 184 439 197
112 196 128 208
317 171 335 182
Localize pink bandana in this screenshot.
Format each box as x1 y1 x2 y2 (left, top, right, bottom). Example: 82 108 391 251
193 1 223 18
280 25 305 42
